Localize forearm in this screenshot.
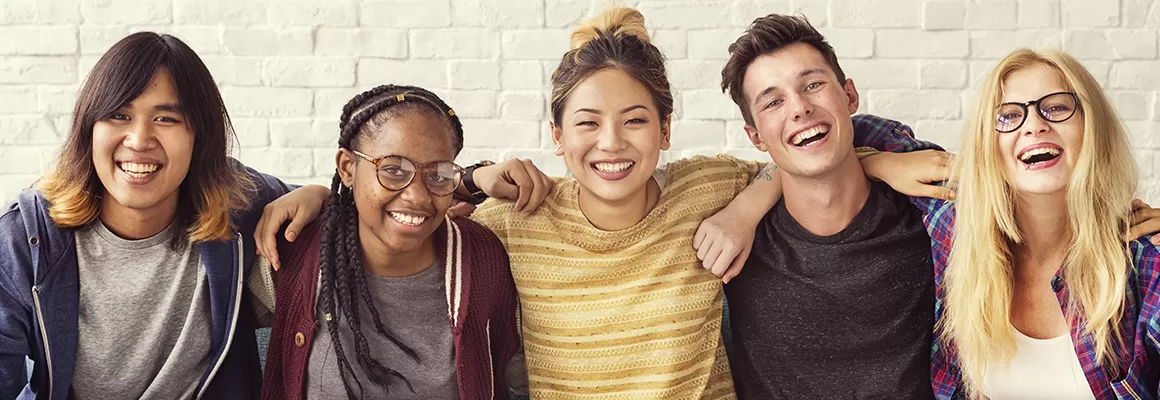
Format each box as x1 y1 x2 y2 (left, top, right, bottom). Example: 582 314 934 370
725 164 782 223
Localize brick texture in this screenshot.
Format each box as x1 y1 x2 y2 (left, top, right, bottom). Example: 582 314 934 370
0 0 1158 204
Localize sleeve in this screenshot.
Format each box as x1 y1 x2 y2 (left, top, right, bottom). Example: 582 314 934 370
852 114 954 217
0 213 33 398
247 257 276 327
1133 238 1160 378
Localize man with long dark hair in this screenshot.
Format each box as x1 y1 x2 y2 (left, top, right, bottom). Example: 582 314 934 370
0 32 323 399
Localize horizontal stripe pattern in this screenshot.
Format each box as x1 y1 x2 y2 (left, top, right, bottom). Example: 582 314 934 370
475 155 756 399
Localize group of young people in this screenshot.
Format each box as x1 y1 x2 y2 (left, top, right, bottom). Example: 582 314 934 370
2 5 1160 400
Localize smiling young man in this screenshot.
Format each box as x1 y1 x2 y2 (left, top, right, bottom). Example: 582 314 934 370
0 32 323 399
712 15 940 399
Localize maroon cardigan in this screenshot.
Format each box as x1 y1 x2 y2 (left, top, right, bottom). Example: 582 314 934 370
261 216 520 399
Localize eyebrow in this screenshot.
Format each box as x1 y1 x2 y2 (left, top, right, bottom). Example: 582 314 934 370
750 68 830 107
573 105 650 115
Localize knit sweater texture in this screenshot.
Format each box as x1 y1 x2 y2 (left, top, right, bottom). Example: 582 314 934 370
473 155 756 399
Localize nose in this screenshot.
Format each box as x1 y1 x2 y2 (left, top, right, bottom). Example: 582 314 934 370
122 119 159 151
398 175 434 206
594 122 628 152
1021 109 1051 137
787 92 814 122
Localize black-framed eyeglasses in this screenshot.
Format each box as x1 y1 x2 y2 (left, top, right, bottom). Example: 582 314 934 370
995 91 1080 133
350 150 465 196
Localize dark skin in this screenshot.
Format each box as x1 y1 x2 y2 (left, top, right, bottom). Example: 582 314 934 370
335 109 458 277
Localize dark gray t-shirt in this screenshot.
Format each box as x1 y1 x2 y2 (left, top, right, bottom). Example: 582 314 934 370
306 262 458 399
725 181 935 400
72 221 213 400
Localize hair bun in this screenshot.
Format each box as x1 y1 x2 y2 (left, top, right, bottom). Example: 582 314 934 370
570 7 650 50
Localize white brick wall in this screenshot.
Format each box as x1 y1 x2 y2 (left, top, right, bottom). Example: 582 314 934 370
1 0 1159 205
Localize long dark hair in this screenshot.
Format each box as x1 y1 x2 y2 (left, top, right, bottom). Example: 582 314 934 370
319 84 464 398
39 31 251 248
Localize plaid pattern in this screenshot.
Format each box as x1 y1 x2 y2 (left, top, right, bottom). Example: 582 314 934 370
854 113 1160 400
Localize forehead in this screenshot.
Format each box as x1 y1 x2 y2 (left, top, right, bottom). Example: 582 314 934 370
563 68 656 113
741 43 835 100
130 67 179 105
358 107 457 163
1001 63 1069 102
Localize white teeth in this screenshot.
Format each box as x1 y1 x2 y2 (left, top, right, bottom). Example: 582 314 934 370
791 125 829 146
120 162 159 174
593 161 634 173
1019 147 1061 162
389 212 427 226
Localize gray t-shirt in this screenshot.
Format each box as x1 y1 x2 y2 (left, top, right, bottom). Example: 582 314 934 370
72 221 213 400
306 262 458 400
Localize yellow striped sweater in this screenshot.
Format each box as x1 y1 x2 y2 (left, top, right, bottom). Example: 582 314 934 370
473 155 758 399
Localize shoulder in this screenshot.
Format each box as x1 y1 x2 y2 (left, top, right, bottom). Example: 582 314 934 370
0 190 56 303
472 198 518 234
664 155 753 191
1131 236 1160 287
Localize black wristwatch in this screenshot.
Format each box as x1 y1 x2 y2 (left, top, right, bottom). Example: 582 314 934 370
461 160 495 204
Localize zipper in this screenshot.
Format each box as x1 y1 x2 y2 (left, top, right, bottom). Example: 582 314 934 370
485 320 494 400
31 287 53 400
196 234 245 399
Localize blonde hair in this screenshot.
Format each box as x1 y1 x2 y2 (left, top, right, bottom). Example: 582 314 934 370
549 7 672 127
942 49 1137 396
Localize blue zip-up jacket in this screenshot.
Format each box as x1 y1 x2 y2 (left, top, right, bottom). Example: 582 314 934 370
0 164 293 400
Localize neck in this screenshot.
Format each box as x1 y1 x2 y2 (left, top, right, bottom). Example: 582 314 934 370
780 154 872 236
1012 192 1070 269
358 223 439 278
577 177 660 231
98 191 179 240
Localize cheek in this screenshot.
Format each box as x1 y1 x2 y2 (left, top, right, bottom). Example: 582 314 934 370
91 123 118 165
162 130 196 170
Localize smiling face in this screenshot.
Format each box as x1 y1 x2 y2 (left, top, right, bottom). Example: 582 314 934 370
997 63 1084 197
740 43 860 179
91 66 194 221
338 106 458 254
551 68 671 203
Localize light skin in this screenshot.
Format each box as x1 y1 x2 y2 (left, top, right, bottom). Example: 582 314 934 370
740 43 870 236
336 110 458 277
549 67 671 231
93 66 193 240
1001 64 1084 339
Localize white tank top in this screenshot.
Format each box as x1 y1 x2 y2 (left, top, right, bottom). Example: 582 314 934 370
981 326 1096 400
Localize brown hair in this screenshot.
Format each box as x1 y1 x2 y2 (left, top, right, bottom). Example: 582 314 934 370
550 7 673 128
721 14 846 126
39 32 253 247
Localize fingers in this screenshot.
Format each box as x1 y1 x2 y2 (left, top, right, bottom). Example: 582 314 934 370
701 241 725 277
255 205 290 271
447 202 477 218
722 244 752 284
505 163 535 213
1131 198 1149 212
284 206 311 243
709 242 736 277
1127 207 1160 243
520 159 549 216
914 183 955 201
693 225 708 251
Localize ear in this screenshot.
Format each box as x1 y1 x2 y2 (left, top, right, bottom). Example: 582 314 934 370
743 124 768 152
843 78 860 115
550 121 564 156
660 114 673 151
336 149 357 188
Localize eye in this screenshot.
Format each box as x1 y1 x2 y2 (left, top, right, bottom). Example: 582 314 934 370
805 81 824 91
155 116 182 123
107 113 130 121
626 118 648 124
381 166 408 176
575 121 598 127
763 98 784 110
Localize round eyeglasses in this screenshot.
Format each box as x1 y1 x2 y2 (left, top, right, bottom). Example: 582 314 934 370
350 150 465 196
995 91 1079 133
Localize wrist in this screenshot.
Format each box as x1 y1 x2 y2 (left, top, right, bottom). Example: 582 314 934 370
461 161 495 204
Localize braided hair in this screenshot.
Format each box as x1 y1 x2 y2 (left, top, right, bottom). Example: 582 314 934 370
318 84 464 398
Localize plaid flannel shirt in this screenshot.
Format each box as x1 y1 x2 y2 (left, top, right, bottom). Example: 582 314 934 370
853 113 1160 400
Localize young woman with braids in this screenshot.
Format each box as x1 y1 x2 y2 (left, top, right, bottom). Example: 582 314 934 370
258 85 523 399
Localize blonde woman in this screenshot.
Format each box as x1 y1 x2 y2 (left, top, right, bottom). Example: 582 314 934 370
858 50 1160 399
